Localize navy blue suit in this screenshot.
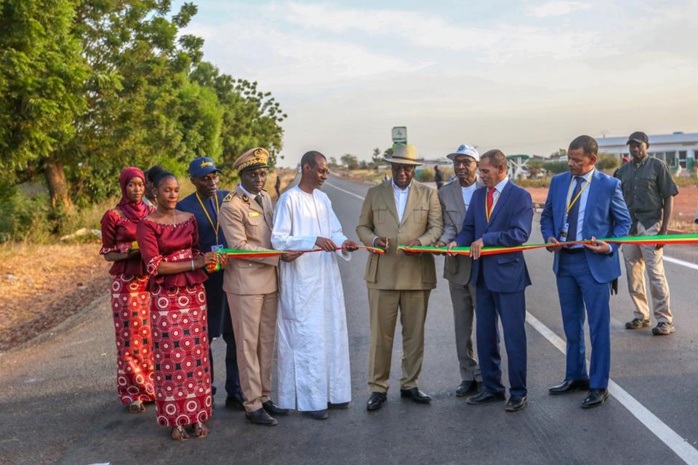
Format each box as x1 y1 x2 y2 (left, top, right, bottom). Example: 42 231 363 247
455 180 533 398
540 170 630 389
178 190 242 398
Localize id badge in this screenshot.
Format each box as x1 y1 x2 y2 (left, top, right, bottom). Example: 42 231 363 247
211 244 223 252
560 223 569 239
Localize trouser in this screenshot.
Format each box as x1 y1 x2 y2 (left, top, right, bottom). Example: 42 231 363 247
476 285 527 398
557 252 611 389
368 289 430 393
227 292 278 412
623 222 672 323
448 281 481 383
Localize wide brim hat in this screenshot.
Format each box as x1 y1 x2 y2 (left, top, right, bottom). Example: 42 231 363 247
383 144 422 165
234 147 270 172
447 144 479 161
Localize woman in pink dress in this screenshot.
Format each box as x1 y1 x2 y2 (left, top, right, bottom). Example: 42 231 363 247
136 171 220 441
100 167 156 413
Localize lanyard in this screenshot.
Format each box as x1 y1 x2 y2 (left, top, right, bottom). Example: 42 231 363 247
566 174 592 216
196 192 220 244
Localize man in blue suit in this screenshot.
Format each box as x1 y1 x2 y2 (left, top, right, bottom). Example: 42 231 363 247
448 149 533 412
540 135 631 409
178 157 244 410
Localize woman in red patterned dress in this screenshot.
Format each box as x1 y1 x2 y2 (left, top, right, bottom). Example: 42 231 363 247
100 167 156 413
136 171 220 441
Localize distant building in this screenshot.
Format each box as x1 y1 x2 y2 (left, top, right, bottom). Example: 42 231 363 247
597 132 698 172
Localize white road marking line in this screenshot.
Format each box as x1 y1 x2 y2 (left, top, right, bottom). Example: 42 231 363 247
327 180 698 464
664 256 698 271
324 181 366 201
527 313 698 464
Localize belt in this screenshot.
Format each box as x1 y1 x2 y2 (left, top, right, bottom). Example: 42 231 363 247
560 247 585 255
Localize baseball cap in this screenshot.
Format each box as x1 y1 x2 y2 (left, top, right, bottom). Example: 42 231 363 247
189 157 221 178
626 131 649 145
447 144 479 161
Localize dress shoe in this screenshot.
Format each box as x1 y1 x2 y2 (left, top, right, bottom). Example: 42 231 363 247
366 392 387 411
225 392 245 410
263 400 289 416
400 387 432 404
581 389 609 409
466 390 506 405
328 402 349 410
548 379 590 395
456 380 480 398
245 408 278 426
505 396 527 412
302 409 329 420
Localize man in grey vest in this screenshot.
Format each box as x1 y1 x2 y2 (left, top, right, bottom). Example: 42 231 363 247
434 144 483 397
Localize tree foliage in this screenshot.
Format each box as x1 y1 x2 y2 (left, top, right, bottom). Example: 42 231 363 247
341 153 359 170
0 0 286 226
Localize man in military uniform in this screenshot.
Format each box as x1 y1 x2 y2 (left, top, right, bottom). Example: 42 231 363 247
219 148 299 426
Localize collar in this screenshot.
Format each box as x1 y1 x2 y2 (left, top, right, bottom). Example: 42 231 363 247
491 177 509 193
238 184 260 199
577 168 595 182
392 180 412 192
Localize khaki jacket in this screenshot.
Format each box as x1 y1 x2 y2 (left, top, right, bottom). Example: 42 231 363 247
220 186 278 295
356 181 443 290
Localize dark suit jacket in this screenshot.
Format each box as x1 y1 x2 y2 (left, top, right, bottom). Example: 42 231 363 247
540 169 631 283
438 180 483 286
455 180 533 293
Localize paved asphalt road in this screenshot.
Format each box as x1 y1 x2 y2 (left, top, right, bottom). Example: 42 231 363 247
2 174 698 465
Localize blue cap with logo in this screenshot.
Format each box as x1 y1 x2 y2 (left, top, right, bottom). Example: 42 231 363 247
189 157 221 178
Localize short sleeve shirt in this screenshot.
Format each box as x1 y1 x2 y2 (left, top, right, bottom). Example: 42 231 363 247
615 156 678 233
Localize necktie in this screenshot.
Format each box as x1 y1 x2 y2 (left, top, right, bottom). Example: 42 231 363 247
486 187 496 220
255 195 264 209
566 176 584 243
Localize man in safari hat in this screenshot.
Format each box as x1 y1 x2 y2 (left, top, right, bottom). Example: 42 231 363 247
356 143 443 411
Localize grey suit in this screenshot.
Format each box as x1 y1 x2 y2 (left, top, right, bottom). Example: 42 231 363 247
438 180 482 383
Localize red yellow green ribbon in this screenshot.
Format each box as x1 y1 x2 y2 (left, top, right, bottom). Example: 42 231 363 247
398 234 698 257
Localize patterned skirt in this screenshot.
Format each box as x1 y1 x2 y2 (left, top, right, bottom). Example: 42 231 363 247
110 275 156 404
151 283 212 427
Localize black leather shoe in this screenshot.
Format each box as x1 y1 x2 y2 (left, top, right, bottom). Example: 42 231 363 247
245 408 278 426
400 387 432 404
225 392 245 410
505 396 527 412
366 392 387 411
328 402 349 410
302 409 329 420
581 389 609 409
466 390 506 405
548 379 590 395
263 400 289 416
456 380 480 398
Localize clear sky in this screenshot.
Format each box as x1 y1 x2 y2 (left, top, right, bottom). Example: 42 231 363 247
175 0 698 167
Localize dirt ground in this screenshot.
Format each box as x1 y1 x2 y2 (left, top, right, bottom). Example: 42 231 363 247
1 176 695 352
0 170 297 353
528 186 698 233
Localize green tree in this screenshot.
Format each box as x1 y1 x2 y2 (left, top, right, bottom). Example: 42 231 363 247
596 153 620 171
341 153 359 170
0 0 89 212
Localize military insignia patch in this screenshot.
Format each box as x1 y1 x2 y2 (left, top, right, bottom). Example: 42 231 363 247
223 193 234 202
242 194 249 203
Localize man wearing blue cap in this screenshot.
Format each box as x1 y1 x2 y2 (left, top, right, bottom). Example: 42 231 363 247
178 156 244 409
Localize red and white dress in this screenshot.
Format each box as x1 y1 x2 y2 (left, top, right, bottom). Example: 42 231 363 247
100 208 156 405
136 215 212 427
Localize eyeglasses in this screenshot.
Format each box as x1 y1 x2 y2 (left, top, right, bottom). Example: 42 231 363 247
453 159 475 167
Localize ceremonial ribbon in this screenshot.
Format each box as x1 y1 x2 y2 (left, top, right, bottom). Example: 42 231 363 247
204 245 385 273
397 234 698 257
